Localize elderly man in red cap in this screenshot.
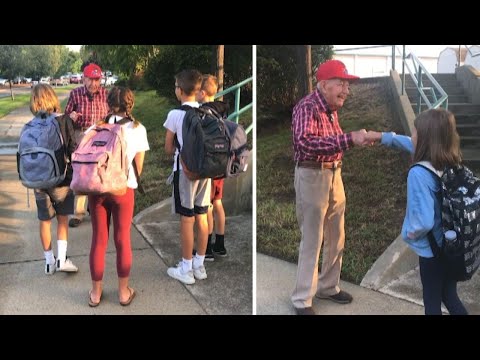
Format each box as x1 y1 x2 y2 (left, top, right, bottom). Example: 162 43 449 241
291 59 370 315
65 62 109 229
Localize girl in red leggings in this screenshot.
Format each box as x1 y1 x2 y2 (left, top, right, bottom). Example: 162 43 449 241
87 87 149 307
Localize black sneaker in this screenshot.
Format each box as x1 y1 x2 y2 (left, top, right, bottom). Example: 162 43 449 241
316 290 353 304
295 307 316 315
212 246 227 257
193 249 215 262
205 249 215 262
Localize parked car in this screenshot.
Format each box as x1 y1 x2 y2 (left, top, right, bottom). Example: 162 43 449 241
70 74 82 84
31 76 40 87
0 78 8 85
105 75 118 86
50 76 69 86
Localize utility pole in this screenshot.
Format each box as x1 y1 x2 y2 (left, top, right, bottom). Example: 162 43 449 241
216 45 224 101
297 45 312 98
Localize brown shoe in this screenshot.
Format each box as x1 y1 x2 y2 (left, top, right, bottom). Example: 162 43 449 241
295 306 316 315
316 290 353 304
120 287 136 306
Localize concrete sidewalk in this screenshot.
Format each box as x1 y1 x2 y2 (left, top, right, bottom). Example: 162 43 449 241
0 152 252 314
256 253 424 315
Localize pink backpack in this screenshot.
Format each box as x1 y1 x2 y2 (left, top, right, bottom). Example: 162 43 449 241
70 122 129 196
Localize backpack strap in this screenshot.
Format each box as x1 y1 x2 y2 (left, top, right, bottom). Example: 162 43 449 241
178 104 193 112
410 162 443 258
174 105 196 151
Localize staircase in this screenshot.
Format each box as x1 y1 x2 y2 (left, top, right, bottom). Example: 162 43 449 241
405 73 480 166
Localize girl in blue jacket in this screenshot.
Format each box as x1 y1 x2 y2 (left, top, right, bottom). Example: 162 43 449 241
370 108 467 315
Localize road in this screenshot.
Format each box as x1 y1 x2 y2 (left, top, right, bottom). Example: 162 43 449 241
0 84 34 99
0 93 69 154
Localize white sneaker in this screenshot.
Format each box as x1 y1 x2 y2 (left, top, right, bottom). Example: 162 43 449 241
45 260 56 275
56 258 78 272
167 263 195 285
193 265 207 280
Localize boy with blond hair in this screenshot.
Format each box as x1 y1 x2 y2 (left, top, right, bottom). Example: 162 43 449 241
196 74 229 260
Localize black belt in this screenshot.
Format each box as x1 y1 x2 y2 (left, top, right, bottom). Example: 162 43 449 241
297 161 342 170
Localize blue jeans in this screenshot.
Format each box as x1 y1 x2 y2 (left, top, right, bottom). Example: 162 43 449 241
419 256 468 315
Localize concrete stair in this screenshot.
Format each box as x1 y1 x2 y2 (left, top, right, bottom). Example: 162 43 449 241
405 73 480 166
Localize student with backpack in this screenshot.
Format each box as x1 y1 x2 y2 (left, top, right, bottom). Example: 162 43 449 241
18 84 78 275
196 74 229 260
84 86 149 307
164 69 211 285
366 108 469 315
65 62 109 228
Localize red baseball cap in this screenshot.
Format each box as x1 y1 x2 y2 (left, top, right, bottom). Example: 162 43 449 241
316 60 359 82
83 63 102 79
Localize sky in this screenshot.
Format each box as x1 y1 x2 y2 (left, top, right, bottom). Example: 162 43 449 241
333 45 473 58
66 45 81 52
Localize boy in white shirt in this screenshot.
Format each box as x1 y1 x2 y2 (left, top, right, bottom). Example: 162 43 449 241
163 69 211 284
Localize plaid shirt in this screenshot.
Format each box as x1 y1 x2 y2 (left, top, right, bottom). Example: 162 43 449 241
292 89 353 163
65 86 109 129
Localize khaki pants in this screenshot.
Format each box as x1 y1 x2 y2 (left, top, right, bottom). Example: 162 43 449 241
291 166 346 308
71 129 88 221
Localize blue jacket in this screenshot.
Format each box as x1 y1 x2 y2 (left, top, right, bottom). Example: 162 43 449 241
381 132 442 258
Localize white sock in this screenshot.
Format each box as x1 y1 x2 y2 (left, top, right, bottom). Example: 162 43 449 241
57 240 67 264
193 254 205 269
181 258 192 273
44 250 55 264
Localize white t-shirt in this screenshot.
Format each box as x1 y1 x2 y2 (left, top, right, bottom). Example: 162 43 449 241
163 101 199 171
107 115 150 189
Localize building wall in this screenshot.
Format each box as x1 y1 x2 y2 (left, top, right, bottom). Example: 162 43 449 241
334 54 438 78
465 45 480 70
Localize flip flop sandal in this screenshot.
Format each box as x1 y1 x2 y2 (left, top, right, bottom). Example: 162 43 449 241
120 287 136 306
88 290 101 307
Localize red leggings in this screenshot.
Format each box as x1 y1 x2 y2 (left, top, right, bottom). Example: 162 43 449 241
88 188 134 281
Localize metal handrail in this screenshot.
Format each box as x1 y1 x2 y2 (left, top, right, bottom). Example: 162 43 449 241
395 46 448 114
460 45 480 58
215 76 253 134
333 45 449 114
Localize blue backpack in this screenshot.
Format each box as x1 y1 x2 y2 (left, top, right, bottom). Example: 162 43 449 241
17 114 67 189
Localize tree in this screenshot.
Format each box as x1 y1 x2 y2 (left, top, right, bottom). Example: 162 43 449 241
25 45 55 79
84 45 160 76
0 45 28 100
297 45 312 97
145 45 251 103
56 50 82 76
216 45 225 100
257 45 333 118
311 45 334 82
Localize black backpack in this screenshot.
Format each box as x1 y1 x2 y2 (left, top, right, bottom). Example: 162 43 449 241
175 105 229 180
175 105 248 180
412 162 480 281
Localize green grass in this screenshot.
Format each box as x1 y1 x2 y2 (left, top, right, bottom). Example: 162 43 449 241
0 94 31 118
257 82 412 284
130 90 177 215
